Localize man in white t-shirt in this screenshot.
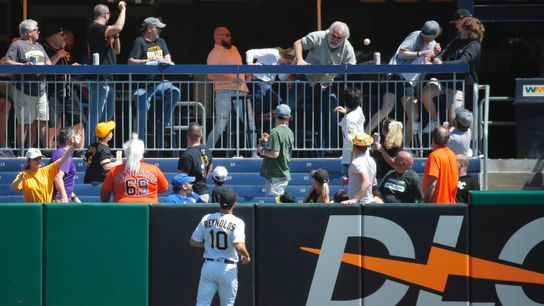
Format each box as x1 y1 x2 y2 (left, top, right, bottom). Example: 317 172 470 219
190 187 251 306
342 131 377 204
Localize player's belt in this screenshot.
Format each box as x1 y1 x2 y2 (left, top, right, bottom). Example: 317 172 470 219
205 257 235 264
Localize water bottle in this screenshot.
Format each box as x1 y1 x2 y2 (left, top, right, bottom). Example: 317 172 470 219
92 53 100 65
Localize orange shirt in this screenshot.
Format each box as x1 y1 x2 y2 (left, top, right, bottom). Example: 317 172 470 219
422 147 458 204
13 163 59 203
207 44 248 93
102 162 168 203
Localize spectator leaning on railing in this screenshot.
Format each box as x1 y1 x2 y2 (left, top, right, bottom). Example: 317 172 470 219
290 21 356 150
4 19 52 150
10 132 83 203
366 20 441 145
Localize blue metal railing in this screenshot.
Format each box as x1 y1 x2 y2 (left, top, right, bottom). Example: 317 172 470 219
0 64 470 157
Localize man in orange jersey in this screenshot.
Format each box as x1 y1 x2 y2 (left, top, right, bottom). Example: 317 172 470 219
422 126 458 203
101 134 168 203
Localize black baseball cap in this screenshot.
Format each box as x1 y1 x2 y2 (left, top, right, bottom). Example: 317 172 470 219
451 9 472 23
217 187 237 209
311 169 329 184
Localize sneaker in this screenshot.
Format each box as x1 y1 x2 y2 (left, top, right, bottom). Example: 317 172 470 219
251 151 260 159
422 120 438 133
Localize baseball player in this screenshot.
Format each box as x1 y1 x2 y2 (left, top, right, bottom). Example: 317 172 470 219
190 187 251 306
101 134 168 203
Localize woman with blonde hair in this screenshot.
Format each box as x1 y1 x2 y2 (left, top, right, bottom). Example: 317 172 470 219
303 169 331 203
371 118 404 179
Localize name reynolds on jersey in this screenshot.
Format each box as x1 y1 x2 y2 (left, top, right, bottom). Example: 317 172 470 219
113 169 158 184
204 219 237 231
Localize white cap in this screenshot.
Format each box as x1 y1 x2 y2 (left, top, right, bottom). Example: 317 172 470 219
25 148 45 159
212 166 229 182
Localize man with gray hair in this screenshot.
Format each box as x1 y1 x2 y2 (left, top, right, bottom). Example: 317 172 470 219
289 21 356 151
87 1 127 144
128 17 180 148
4 19 52 149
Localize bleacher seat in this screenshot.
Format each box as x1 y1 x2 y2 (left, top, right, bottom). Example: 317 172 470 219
0 157 481 203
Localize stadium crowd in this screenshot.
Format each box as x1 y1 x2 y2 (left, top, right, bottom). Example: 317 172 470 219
2 4 483 204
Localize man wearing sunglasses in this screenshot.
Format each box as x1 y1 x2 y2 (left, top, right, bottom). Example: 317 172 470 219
4 19 52 150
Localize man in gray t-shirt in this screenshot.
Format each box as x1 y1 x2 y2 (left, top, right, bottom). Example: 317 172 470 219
4 19 52 148
288 21 356 151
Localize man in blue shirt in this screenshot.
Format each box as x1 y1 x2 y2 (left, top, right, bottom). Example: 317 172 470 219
165 173 204 204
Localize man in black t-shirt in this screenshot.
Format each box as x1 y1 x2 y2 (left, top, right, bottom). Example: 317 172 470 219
128 17 180 148
87 1 126 144
378 150 423 203
42 24 86 149
456 154 479 203
177 123 213 202
84 121 122 184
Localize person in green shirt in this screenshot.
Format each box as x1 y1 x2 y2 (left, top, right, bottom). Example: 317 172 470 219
258 104 294 196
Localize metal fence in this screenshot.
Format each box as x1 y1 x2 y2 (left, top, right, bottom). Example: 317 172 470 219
0 64 474 157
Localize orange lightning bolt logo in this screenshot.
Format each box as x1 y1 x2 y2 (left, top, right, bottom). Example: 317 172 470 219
300 245 544 293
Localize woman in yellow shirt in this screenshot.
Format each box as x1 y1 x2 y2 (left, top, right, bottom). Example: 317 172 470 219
10 133 83 203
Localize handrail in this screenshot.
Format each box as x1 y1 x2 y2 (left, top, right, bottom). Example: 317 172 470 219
0 64 469 75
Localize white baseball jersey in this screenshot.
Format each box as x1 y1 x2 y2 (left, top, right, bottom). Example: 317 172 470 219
191 212 246 262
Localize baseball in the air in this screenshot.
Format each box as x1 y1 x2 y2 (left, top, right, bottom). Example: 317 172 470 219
363 38 371 46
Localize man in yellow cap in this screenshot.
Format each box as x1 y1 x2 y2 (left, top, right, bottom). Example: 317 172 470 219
83 121 123 184
342 132 377 204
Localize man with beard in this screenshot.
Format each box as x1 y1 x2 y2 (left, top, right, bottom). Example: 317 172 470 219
128 17 180 148
165 173 205 204
289 21 356 152
206 26 257 157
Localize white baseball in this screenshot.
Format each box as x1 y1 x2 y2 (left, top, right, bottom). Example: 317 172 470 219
363 38 371 46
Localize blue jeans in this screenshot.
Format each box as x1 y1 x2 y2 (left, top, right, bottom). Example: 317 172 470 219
134 81 180 147
88 82 115 143
285 76 340 150
206 90 256 151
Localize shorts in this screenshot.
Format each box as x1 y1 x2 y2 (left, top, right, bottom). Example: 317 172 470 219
48 94 85 128
382 74 415 97
13 88 48 124
264 179 289 197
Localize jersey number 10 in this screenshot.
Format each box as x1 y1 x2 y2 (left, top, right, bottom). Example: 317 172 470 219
209 230 228 250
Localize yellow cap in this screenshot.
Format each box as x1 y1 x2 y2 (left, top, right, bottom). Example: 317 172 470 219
95 121 116 139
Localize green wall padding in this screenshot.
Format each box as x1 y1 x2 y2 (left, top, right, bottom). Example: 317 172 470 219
0 204 42 306
471 190 544 205
44 203 149 306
